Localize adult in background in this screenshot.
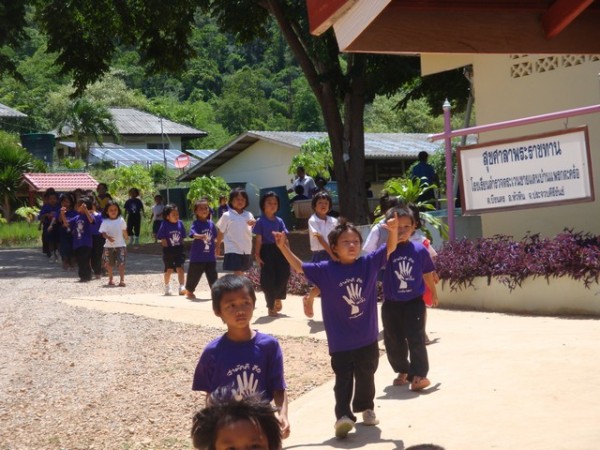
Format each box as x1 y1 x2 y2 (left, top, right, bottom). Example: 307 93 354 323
411 151 438 206
288 166 316 197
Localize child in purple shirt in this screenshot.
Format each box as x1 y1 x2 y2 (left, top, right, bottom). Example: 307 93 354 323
185 199 218 300
253 191 290 317
61 196 95 282
274 216 399 439
157 203 186 296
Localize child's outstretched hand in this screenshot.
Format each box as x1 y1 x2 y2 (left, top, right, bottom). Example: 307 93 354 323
381 211 399 232
106 235 115 243
247 219 256 227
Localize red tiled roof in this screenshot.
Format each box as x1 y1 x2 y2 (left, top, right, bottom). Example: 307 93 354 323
21 173 99 192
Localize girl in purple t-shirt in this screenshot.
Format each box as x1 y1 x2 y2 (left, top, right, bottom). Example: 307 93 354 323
274 217 399 439
157 204 187 296
253 192 290 317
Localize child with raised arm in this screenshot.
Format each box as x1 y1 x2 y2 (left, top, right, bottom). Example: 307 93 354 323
157 203 186 296
192 275 290 439
253 191 290 317
382 207 439 392
274 216 398 439
303 191 338 318
61 196 95 282
99 201 128 286
185 198 218 300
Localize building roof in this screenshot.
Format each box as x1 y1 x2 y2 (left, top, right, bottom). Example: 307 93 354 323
179 131 445 180
88 146 215 169
21 173 99 193
107 108 207 138
0 102 27 118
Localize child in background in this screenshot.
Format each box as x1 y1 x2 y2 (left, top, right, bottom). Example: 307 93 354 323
274 217 398 439
39 189 59 261
61 196 95 282
90 200 105 279
191 388 282 450
289 185 308 204
192 275 290 439
124 187 144 245
157 203 186 296
216 188 255 275
253 192 290 317
99 201 128 287
149 194 164 243
185 198 218 300
51 193 77 271
382 207 439 392
95 183 113 211
217 195 228 219
302 191 338 318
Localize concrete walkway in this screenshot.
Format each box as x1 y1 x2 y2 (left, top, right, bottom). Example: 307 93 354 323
62 282 600 449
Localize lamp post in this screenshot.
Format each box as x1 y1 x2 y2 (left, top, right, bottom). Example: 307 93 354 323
160 117 170 203
443 99 455 241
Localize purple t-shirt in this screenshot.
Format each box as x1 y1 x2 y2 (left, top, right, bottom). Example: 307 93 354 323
90 212 103 235
253 216 288 245
383 241 435 301
302 245 387 354
189 220 217 263
68 213 93 249
157 220 186 247
192 331 286 402
39 204 59 225
124 198 144 215
217 204 228 219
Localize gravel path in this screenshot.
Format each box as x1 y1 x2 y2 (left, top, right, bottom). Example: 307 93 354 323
0 248 332 450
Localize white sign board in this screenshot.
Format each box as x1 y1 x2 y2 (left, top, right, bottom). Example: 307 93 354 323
458 127 594 214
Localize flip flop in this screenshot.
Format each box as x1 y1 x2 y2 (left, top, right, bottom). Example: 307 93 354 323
393 373 409 386
107 280 115 286
410 376 431 391
118 281 126 287
303 295 314 318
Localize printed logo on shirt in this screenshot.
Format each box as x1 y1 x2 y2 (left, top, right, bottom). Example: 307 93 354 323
202 229 213 252
393 256 415 290
76 219 85 239
339 277 365 318
169 231 182 246
226 363 262 398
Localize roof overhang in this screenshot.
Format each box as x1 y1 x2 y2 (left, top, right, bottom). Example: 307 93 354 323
307 0 600 54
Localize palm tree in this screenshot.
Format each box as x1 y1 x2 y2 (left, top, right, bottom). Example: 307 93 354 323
56 97 120 166
0 132 35 222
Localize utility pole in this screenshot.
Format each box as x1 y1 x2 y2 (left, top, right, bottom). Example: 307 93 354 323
160 117 170 203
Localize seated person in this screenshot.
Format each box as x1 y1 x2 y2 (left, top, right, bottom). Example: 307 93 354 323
290 185 309 203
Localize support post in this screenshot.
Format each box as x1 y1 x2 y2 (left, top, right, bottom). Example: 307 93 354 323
443 99 455 241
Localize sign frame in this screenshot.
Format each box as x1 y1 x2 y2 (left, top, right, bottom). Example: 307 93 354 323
457 126 595 215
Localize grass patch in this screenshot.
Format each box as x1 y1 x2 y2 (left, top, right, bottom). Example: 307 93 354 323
0 221 41 248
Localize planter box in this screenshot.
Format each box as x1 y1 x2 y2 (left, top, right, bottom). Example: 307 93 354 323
440 276 600 316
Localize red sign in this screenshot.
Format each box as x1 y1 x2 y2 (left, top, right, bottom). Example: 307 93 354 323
174 154 190 169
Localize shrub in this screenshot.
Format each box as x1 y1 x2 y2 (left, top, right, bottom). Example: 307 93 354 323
436 230 600 291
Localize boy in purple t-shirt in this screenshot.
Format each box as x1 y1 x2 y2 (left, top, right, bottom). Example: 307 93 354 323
274 217 399 439
157 204 186 296
61 196 95 282
192 275 290 439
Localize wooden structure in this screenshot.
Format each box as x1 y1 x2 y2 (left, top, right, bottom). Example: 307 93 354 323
20 173 99 206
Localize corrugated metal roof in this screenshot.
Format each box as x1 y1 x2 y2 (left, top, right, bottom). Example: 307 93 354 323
108 108 207 137
89 147 215 169
0 102 27 118
21 173 99 192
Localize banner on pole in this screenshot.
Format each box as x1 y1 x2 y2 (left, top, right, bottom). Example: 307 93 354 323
458 126 594 214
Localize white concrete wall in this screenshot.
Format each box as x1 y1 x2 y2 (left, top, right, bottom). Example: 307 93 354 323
212 141 299 215
471 54 600 238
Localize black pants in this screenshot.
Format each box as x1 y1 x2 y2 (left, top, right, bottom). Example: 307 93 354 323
381 297 429 380
127 213 142 237
74 246 92 281
185 261 218 292
91 235 105 276
259 244 290 309
330 341 379 420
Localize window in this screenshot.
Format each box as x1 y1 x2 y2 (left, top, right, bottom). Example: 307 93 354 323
147 143 169 149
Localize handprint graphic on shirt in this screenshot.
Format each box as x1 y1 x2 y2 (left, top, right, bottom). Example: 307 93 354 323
233 371 259 398
170 232 181 246
394 260 412 289
202 230 212 252
76 221 84 240
342 283 363 316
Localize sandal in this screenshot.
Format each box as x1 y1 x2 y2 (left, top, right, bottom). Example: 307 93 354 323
118 281 126 287
393 373 409 386
303 295 314 319
107 280 115 286
410 376 431 391
268 308 278 317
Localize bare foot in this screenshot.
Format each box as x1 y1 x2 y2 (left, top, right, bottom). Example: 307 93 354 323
303 294 314 318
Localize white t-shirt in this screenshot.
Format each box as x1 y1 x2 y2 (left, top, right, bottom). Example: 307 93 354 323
362 222 386 254
292 175 316 196
99 217 127 248
308 213 338 251
216 209 255 254
151 204 164 221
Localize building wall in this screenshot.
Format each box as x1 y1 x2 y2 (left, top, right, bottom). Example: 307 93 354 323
471 54 600 238
104 135 184 151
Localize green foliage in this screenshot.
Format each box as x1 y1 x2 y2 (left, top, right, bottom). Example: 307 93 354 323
288 138 333 180
61 158 86 170
99 164 155 204
187 176 231 209
15 206 40 223
0 132 35 222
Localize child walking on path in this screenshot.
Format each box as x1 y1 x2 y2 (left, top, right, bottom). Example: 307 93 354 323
61 196 95 282
382 207 439 392
99 201 128 286
52 193 77 270
124 188 144 245
90 201 105 279
216 188 255 275
192 275 290 439
274 217 398 439
157 204 186 296
185 199 218 300
38 190 59 261
253 191 291 317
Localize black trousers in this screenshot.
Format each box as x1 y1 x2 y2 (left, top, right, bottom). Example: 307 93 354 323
127 213 142 237
91 235 105 275
259 244 290 309
74 246 92 281
330 341 379 420
185 261 218 292
381 297 429 380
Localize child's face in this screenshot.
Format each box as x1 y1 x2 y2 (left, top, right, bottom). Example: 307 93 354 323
332 230 362 262
214 418 268 450
231 194 246 212
195 202 210 220
107 205 119 219
61 198 72 208
48 195 57 206
314 199 330 217
166 209 180 223
154 197 162 204
219 197 227 206
396 216 416 243
97 185 106 195
262 196 278 216
215 288 254 329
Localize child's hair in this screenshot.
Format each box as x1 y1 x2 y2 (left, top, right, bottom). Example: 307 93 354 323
102 201 122 218
191 387 282 450
378 193 402 214
129 187 140 197
406 203 423 229
59 192 75 207
228 187 249 209
154 194 163 201
194 198 211 218
97 182 108 191
163 203 179 220
311 191 332 211
211 274 257 313
44 190 57 200
294 185 305 195
78 196 93 210
219 195 227 202
259 191 280 212
386 206 415 224
328 219 363 249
